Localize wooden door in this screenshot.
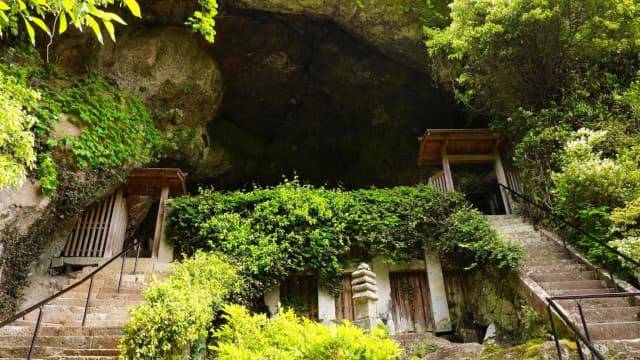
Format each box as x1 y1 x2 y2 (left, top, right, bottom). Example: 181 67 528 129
280 276 318 320
335 274 356 323
390 272 433 333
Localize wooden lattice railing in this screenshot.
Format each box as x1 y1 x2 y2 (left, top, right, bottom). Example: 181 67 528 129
63 189 127 258
428 171 447 193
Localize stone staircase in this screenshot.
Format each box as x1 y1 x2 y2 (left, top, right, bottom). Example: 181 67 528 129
0 259 168 359
489 215 640 342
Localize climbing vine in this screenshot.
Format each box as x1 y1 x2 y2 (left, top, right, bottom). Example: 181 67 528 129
168 179 524 300
0 50 163 196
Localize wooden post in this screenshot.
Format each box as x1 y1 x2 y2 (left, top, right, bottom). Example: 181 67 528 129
152 179 169 260
105 189 127 257
441 143 455 191
493 151 512 215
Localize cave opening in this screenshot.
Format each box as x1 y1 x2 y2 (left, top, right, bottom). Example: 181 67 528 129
185 9 469 191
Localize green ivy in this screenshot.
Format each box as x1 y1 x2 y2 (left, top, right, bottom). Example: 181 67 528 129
0 56 163 196
167 179 524 300
49 76 162 169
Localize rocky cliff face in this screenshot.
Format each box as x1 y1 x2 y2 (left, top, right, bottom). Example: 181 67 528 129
206 10 460 188
1 0 461 311
226 0 447 71
51 1 459 188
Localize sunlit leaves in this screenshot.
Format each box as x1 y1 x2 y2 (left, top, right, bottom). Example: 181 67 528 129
187 0 218 43
0 0 141 44
0 71 39 190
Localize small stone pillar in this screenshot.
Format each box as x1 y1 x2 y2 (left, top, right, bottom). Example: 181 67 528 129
351 263 379 331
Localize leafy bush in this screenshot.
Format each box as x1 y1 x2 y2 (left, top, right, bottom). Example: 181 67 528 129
425 0 640 116
440 208 525 271
119 252 241 360
212 304 402 360
168 180 524 299
0 69 38 189
609 237 640 279
0 60 163 195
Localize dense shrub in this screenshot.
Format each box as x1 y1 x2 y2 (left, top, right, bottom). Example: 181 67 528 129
426 0 640 277
440 208 524 271
119 252 241 360
0 69 38 189
167 180 524 299
212 304 402 360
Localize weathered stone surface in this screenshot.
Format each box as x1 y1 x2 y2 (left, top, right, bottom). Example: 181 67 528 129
205 13 458 188
94 26 224 172
422 342 484 360
228 0 446 71
0 181 50 235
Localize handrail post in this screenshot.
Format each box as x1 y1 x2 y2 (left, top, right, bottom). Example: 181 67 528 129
576 301 592 343
82 276 94 327
117 249 127 293
133 242 141 275
547 303 563 360
27 305 44 359
605 266 620 292
576 336 585 360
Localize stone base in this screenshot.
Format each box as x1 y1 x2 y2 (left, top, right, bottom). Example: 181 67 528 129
353 317 379 330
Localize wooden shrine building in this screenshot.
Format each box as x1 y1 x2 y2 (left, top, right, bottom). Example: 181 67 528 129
61 168 186 265
418 129 519 215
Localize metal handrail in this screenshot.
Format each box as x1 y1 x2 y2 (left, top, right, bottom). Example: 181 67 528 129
546 292 640 360
0 241 140 359
498 183 640 271
498 183 640 359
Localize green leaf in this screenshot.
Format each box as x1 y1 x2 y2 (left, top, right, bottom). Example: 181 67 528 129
0 1 9 11
85 15 103 44
62 0 73 11
102 12 127 25
24 18 35 45
124 0 141 18
30 16 50 36
59 12 67 34
103 19 115 42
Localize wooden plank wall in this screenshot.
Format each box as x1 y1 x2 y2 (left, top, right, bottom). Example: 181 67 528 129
335 274 356 323
280 276 319 320
63 189 127 258
390 272 433 333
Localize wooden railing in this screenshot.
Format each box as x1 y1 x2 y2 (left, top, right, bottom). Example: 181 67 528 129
63 189 127 258
428 171 447 193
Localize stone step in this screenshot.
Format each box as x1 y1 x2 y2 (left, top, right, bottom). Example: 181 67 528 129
0 326 122 337
530 271 597 283
571 306 640 323
67 280 149 293
11 319 128 328
0 346 121 358
523 247 568 259
586 321 640 340
493 225 536 233
0 335 121 349
547 288 616 296
539 280 607 291
35 305 136 315
525 258 578 267
525 248 569 264
22 310 131 323
50 297 143 308
556 297 634 309
506 236 544 245
526 262 587 273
